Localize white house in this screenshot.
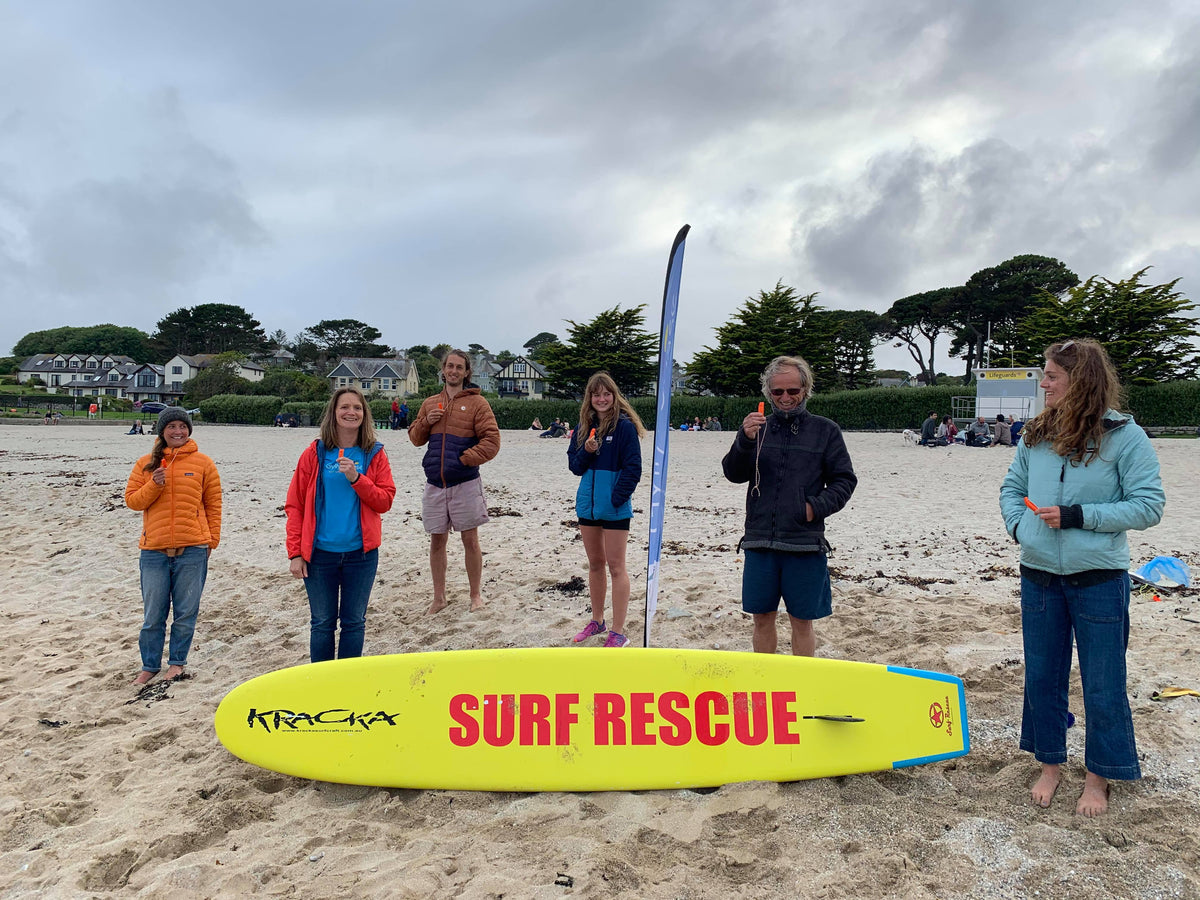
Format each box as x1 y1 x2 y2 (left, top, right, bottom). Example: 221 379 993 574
327 356 421 397
18 353 135 393
163 354 265 398
496 356 548 400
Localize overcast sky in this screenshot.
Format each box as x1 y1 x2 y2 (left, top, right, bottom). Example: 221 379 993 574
2 0 1198 376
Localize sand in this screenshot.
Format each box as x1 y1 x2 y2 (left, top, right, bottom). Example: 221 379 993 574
1 423 1197 899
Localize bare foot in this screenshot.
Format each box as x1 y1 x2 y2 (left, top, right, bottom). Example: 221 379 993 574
428 598 448 614
164 665 185 681
470 596 485 612
1077 772 1110 817
1031 764 1061 808
133 670 157 686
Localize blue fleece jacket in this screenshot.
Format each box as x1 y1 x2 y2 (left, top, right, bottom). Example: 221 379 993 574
567 415 642 521
999 411 1165 574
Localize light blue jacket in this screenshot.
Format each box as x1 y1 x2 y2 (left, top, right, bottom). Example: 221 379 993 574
999 411 1165 574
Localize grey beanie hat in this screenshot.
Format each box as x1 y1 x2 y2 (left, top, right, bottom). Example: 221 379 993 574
157 407 193 435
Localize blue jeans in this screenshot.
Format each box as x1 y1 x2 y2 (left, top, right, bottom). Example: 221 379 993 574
138 546 209 673
303 547 378 663
1020 570 1140 780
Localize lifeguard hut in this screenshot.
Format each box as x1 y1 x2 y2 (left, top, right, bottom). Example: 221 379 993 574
973 367 1044 421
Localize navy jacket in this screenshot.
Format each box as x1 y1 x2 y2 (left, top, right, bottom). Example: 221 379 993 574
722 407 857 552
568 415 642 520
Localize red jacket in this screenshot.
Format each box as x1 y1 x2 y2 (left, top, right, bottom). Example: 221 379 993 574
285 440 395 561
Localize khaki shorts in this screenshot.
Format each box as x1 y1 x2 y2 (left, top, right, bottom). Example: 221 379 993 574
423 480 490 534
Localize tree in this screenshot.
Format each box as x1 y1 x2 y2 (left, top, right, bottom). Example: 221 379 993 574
948 255 1079 380
299 319 391 359
12 324 156 360
180 352 255 405
153 303 270 357
883 288 959 386
406 345 442 388
495 349 517 368
268 329 289 352
807 309 888 391
1016 268 1200 384
254 368 330 402
687 282 829 396
538 306 657 398
522 331 559 362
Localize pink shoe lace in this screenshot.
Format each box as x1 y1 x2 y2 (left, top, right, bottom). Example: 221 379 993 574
572 620 606 643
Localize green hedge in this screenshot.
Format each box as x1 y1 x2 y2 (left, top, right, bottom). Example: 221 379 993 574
191 380 1200 430
199 394 284 425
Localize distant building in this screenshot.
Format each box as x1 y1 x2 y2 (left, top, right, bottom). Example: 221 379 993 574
162 354 265 399
18 353 135 392
496 356 548 399
327 356 421 397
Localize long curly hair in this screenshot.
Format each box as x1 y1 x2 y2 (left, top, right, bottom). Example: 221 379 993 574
575 371 646 447
1021 339 1123 465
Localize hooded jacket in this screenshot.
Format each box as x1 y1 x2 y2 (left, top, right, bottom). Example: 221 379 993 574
125 439 223 550
722 406 857 553
567 414 642 520
999 411 1164 574
285 440 396 561
409 387 501 487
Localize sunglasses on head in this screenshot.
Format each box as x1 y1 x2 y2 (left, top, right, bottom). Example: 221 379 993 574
770 388 802 397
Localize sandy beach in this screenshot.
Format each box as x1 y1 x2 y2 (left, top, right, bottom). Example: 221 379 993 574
1 423 1197 899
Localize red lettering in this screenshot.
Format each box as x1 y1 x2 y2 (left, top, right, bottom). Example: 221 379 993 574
695 691 730 746
733 692 768 746
483 694 516 747
594 693 626 745
630 692 656 746
519 693 551 746
448 694 479 747
771 691 799 745
554 693 579 746
657 691 691 746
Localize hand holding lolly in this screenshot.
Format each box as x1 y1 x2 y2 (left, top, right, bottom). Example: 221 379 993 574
758 402 765 415
1024 497 1039 513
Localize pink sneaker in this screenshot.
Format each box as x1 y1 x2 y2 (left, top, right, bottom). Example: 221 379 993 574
572 620 606 643
603 631 630 648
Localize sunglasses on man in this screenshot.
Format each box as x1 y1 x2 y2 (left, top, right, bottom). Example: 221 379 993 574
770 388 802 397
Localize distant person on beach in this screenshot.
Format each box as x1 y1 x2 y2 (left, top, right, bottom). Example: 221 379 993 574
127 420 144 435
991 414 1013 447
920 411 939 445
286 387 396 663
124 408 222 686
999 339 1164 817
938 415 958 444
409 350 501 613
398 401 409 429
965 416 992 447
530 417 543 431
722 356 857 656
567 372 646 648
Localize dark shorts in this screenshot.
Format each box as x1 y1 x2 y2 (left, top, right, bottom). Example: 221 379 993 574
742 549 832 620
578 517 631 532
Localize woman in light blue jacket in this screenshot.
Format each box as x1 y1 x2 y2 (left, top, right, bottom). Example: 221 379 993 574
999 339 1165 817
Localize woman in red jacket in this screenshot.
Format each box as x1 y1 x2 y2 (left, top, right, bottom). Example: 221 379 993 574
125 408 222 685
286 388 396 662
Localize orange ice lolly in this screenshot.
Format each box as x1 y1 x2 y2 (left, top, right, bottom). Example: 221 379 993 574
1024 497 1039 512
757 402 765 415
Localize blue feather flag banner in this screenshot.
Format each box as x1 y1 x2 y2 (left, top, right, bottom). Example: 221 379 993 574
644 224 690 648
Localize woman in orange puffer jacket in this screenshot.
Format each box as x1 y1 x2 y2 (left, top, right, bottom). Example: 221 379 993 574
125 408 222 686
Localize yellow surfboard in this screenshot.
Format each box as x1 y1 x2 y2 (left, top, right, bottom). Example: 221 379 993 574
214 649 969 791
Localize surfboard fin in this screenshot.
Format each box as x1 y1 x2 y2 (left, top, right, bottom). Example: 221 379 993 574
803 715 865 723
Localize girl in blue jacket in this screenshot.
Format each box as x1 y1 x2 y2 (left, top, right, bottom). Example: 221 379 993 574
567 372 645 647
999 339 1165 817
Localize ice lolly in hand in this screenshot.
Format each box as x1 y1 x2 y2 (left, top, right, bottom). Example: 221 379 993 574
437 402 444 410
1024 497 1039 513
757 402 765 415
338 448 344 459
589 428 596 440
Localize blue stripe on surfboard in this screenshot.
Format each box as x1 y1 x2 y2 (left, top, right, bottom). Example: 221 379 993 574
886 663 971 764
892 748 968 768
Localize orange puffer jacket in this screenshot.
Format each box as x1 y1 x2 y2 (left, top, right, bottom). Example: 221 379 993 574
125 439 223 551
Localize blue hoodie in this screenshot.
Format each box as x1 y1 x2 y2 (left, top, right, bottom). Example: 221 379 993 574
567 415 642 521
999 411 1165 574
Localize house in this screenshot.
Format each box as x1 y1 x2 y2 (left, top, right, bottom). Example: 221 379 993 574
18 353 135 393
496 356 548 400
327 356 421 397
470 353 503 393
62 362 168 402
162 354 266 398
